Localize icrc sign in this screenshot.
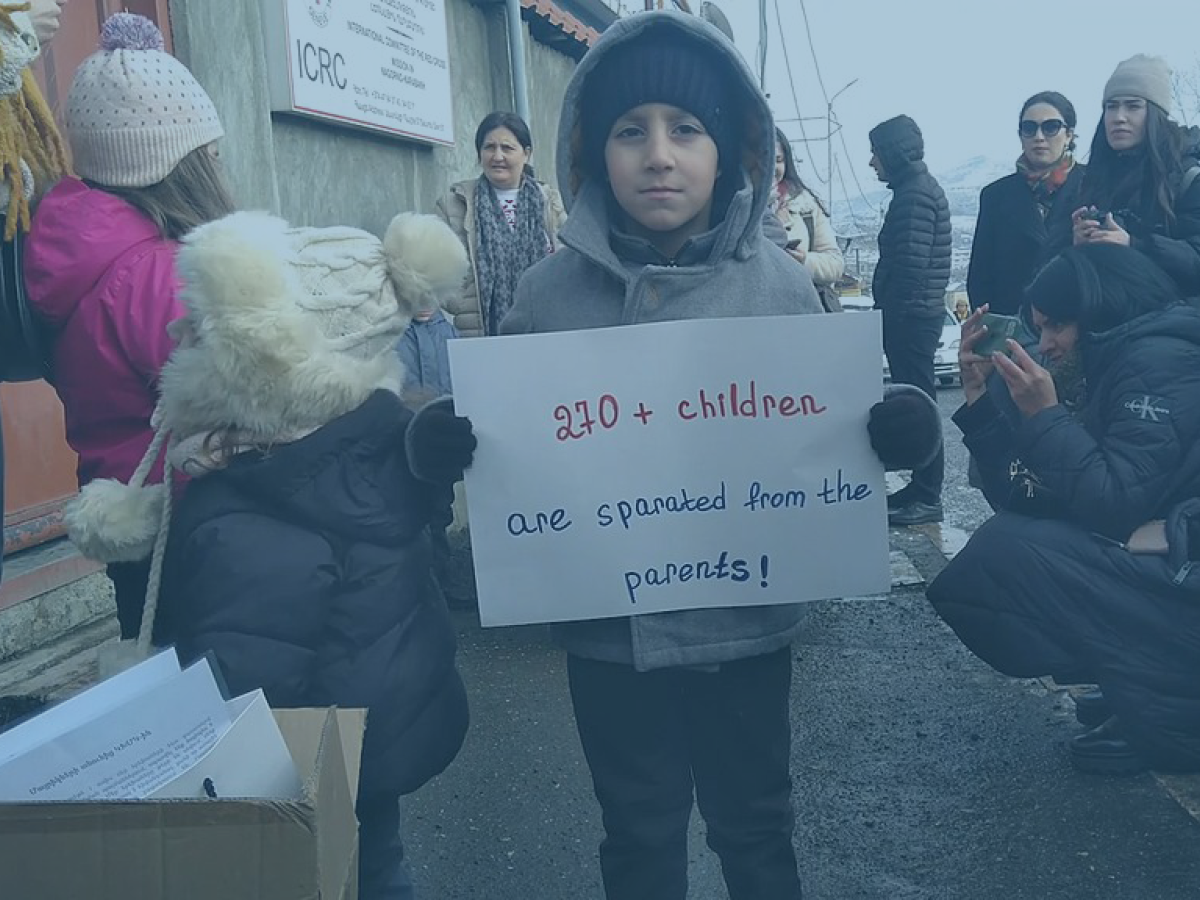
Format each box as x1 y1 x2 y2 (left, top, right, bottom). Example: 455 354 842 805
260 0 454 145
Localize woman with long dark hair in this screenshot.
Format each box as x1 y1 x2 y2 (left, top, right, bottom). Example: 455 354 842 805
932 243 1200 775
436 111 566 336
967 91 1084 316
1066 55 1200 299
770 126 843 305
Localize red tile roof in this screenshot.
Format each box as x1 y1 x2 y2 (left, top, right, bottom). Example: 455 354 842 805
521 0 602 49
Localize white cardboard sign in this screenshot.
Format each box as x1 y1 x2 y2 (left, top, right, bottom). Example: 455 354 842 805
449 313 891 627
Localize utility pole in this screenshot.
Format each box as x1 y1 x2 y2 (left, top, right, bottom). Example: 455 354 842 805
825 78 858 224
757 0 767 90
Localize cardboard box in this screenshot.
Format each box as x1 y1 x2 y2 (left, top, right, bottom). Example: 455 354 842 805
0 707 365 900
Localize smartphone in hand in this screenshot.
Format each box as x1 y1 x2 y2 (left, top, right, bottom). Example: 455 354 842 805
973 312 1028 356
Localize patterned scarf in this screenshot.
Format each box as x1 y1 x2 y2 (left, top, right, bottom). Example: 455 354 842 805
473 173 549 335
1016 153 1075 218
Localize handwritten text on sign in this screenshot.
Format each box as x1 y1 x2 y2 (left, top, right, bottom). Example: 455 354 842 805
448 314 890 627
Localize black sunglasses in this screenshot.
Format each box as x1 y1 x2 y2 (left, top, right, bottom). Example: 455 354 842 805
1019 118 1066 139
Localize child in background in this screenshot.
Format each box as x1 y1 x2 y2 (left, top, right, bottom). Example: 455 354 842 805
0 1 67 243
397 306 462 602
398 306 459 401
502 11 941 899
24 13 235 638
67 210 476 900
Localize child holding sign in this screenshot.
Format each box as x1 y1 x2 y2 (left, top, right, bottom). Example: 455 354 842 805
501 11 940 900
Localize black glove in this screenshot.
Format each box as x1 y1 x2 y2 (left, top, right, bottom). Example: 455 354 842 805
868 387 941 471
406 401 477 484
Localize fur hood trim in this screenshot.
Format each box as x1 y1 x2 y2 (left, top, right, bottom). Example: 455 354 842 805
384 211 470 312
159 210 467 442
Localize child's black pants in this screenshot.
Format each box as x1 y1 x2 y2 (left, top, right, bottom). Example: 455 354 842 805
568 647 803 900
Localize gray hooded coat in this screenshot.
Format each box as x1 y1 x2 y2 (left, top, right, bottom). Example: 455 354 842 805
501 12 828 671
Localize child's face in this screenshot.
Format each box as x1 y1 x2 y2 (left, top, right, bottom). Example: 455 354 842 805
604 102 720 258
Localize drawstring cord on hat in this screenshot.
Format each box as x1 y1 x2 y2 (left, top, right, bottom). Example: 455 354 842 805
138 453 173 655
121 405 175 655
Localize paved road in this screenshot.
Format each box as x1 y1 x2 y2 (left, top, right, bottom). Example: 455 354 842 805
4 386 1194 899
403 386 1200 900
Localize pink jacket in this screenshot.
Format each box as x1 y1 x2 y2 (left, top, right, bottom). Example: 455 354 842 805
25 178 182 485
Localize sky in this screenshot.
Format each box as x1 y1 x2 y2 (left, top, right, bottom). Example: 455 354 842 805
713 0 1200 212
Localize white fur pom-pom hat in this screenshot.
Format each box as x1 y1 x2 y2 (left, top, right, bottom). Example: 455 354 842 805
160 210 468 443
65 209 469 664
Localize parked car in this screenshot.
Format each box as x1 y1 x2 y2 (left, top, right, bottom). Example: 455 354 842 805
840 299 961 388
879 308 961 387
932 308 962 386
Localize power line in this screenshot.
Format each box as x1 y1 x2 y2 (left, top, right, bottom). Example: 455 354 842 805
770 0 825 182
757 0 768 91
789 0 874 220
796 0 830 107
831 153 867 233
832 109 878 213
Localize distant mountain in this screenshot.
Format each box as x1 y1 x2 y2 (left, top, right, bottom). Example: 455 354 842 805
936 154 1013 191
832 154 1012 233
830 154 1013 294
940 155 1014 220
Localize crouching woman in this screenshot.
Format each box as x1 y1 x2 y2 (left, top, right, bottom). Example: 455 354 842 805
928 243 1200 774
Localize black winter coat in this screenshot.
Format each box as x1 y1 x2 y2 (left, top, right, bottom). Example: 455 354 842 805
1047 138 1200 300
156 390 469 800
870 116 952 319
930 304 1200 769
958 304 1200 538
966 165 1085 315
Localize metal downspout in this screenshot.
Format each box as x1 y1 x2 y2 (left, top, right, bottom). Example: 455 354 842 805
505 0 531 122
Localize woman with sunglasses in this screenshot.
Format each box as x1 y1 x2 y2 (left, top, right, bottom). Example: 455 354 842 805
1066 55 1200 300
966 92 1084 316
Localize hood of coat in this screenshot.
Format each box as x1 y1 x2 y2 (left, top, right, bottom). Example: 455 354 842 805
214 390 430 545
1083 303 1200 376
869 115 926 186
1180 125 1200 161
0 11 38 96
24 178 167 326
1178 126 1200 191
159 210 466 446
555 11 776 264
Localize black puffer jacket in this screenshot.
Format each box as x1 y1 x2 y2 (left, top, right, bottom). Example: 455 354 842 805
930 304 1200 769
955 303 1200 539
870 115 952 318
966 165 1086 315
156 390 469 800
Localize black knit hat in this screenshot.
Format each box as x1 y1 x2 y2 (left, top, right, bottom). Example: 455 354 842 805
1024 253 1084 324
581 29 738 174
